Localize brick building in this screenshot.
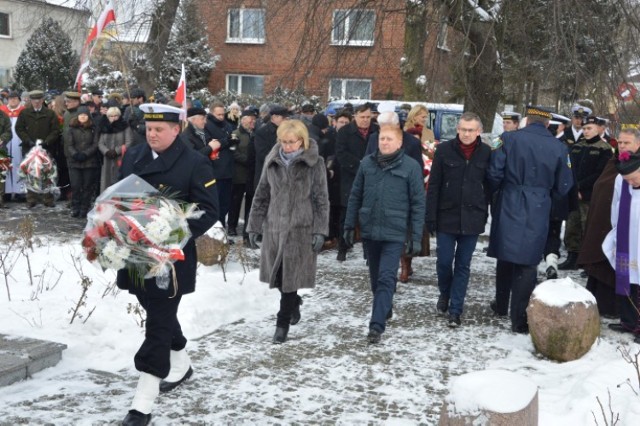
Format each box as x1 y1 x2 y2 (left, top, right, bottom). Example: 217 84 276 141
198 0 460 102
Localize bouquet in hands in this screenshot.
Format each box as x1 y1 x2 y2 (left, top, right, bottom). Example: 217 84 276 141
82 174 203 293
0 147 11 183
18 141 58 193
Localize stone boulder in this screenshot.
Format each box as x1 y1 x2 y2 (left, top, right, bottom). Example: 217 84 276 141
526 278 600 362
439 370 538 426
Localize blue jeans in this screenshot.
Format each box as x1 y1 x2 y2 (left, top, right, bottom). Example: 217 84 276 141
364 239 404 333
436 232 479 316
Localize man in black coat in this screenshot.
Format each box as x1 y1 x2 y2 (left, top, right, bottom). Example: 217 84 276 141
229 109 257 240
117 104 218 426
335 103 377 261
204 101 235 227
426 112 491 327
250 105 290 191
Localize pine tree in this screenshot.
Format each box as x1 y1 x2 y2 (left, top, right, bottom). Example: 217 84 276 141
13 17 79 90
158 0 219 92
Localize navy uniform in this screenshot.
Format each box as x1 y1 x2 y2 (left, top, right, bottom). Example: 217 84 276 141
487 106 573 333
117 104 218 425
544 113 571 279
560 116 613 270
562 105 591 146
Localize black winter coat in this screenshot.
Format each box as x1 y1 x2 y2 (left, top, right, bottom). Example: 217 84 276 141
116 138 219 298
204 114 234 180
569 135 613 202
65 124 99 169
252 121 278 189
335 121 376 206
181 123 211 157
231 126 252 185
426 137 491 235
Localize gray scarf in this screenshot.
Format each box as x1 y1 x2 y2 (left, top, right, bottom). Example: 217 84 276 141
279 147 304 167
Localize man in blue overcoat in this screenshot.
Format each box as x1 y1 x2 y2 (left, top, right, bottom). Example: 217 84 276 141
487 106 574 333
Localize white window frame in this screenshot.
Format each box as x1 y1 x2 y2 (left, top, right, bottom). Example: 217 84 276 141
328 78 372 100
0 12 11 38
331 9 375 47
226 8 265 44
226 74 265 96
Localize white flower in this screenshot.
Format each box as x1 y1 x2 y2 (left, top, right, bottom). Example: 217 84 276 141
146 217 172 245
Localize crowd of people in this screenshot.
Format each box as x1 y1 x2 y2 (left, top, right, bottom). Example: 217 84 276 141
2 87 640 425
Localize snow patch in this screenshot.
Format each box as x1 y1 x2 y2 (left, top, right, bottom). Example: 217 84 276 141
532 278 596 307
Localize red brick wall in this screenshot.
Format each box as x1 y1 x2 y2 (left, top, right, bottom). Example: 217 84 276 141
198 0 457 102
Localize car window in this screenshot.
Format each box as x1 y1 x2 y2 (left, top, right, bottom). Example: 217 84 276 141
428 111 436 130
440 112 461 142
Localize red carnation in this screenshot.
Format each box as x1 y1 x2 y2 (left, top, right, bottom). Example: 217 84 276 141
619 151 631 162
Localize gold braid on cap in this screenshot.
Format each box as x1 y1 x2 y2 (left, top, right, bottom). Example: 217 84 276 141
526 108 552 119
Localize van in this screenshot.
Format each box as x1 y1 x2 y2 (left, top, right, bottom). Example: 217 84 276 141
324 100 502 142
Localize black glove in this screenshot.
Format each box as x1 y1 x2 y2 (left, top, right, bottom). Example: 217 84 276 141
343 229 355 247
72 152 87 162
404 240 422 256
105 149 118 159
425 221 437 237
312 234 324 253
248 232 260 249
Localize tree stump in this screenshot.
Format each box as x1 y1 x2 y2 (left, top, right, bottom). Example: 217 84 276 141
527 278 600 362
439 370 538 426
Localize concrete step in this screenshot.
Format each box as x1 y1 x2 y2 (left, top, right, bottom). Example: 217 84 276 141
0 334 67 387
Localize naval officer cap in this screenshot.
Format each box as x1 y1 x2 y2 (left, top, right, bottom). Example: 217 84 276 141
140 103 183 123
551 113 570 125
571 105 592 117
501 111 521 121
28 90 44 99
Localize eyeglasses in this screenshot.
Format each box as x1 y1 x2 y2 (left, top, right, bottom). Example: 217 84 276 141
279 139 302 146
107 115 120 118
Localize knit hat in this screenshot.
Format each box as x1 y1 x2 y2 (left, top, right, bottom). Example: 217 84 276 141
311 113 329 130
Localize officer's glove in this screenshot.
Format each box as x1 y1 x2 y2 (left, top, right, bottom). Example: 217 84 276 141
343 229 355 247
248 232 261 250
404 240 422 256
312 234 324 253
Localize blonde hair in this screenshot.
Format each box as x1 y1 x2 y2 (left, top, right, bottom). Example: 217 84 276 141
404 104 429 131
277 119 309 149
107 107 121 117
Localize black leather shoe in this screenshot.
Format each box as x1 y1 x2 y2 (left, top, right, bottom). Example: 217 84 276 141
436 295 448 316
367 329 382 344
70 210 80 218
490 300 508 317
448 314 461 328
608 323 632 334
512 324 529 334
558 252 579 270
228 227 237 236
159 366 193 393
336 250 347 262
290 296 303 325
273 326 288 344
122 410 151 426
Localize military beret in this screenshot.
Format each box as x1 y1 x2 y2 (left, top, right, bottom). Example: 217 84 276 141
270 105 290 116
64 91 81 100
582 115 600 126
140 103 182 123
28 90 44 99
616 151 640 175
187 107 206 117
525 105 553 119
501 111 521 121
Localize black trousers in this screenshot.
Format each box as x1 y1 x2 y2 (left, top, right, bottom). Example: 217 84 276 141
69 167 98 213
586 276 618 317
134 294 186 379
338 206 349 250
544 220 562 257
617 285 640 333
228 182 252 233
274 264 298 329
495 260 537 332
328 204 341 240
217 178 233 227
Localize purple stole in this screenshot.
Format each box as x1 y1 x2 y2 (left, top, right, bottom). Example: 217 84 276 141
616 180 632 296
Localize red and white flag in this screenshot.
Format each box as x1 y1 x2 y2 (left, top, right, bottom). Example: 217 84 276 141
75 0 117 90
175 64 187 119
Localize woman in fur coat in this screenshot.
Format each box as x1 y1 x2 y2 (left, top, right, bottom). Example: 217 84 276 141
97 106 132 192
247 119 329 344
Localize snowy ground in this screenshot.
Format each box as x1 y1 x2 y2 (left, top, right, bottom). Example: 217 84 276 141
0 212 639 424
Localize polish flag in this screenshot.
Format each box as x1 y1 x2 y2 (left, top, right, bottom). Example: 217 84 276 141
175 64 187 119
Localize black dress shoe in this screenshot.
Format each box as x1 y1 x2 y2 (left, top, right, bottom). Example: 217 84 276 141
490 300 508 317
512 324 529 334
273 326 288 344
436 295 449 316
159 366 193 393
228 227 237 236
336 250 347 262
367 329 382 344
608 323 632 334
70 210 80 218
558 252 579 270
290 295 303 325
122 410 151 426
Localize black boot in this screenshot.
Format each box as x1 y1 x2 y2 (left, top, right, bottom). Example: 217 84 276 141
336 249 347 262
273 326 288 344
558 252 579 270
122 410 151 426
290 295 303 325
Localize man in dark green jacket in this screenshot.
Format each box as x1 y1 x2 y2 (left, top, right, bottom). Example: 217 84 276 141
344 125 425 344
0 109 12 207
15 90 60 207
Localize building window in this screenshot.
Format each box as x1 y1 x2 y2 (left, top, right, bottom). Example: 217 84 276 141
0 68 10 86
227 8 265 43
437 21 449 51
226 74 264 96
331 9 375 46
0 12 10 37
329 78 371 100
